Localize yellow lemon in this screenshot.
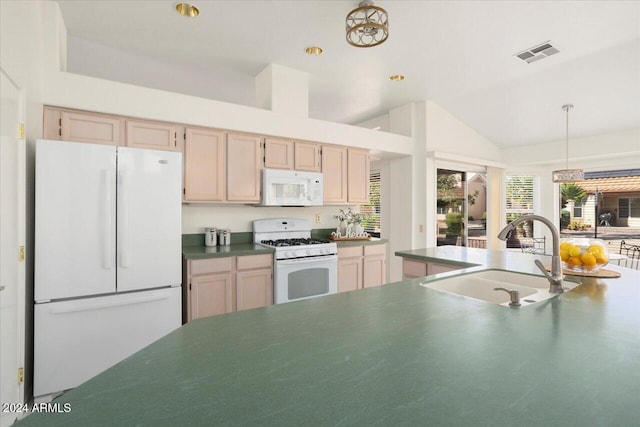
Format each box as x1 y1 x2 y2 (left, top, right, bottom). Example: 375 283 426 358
587 245 603 255
568 256 583 266
596 254 608 264
560 249 570 261
560 241 572 251
569 246 582 257
580 252 597 267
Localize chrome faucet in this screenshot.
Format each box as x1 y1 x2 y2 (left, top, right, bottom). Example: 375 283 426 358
497 214 564 294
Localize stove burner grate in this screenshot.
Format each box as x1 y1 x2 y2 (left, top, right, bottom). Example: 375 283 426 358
260 238 331 247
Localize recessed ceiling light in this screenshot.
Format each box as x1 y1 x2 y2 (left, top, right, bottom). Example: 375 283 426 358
389 74 405 81
305 46 324 56
175 3 199 18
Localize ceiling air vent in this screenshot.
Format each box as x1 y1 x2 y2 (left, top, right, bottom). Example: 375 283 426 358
514 41 559 64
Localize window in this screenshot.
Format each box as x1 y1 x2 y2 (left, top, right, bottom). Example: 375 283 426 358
506 175 534 220
619 198 629 218
631 198 640 218
360 170 380 237
573 201 583 218
505 175 535 239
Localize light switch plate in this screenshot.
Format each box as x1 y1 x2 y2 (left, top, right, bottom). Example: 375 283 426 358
315 214 321 223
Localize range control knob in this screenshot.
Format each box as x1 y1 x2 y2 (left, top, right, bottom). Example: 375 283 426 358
284 252 291 258
306 250 312 256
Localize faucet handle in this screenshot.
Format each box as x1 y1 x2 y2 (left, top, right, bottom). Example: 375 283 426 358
493 287 521 307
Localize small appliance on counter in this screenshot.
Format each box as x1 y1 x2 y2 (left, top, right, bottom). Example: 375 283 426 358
205 227 217 247
218 229 231 246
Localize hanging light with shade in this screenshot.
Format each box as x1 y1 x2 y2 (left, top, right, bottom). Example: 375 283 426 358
345 0 389 48
552 104 584 183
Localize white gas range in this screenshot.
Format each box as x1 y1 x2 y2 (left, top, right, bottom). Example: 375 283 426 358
253 218 338 304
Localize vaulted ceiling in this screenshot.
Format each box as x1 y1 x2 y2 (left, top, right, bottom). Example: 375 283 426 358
57 0 640 148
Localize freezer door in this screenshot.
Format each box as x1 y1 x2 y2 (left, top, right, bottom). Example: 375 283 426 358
35 140 117 301
116 148 182 292
33 287 181 397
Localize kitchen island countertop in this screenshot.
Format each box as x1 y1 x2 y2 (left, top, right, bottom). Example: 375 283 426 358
17 247 640 426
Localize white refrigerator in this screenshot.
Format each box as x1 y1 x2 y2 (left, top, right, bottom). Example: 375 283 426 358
34 139 182 397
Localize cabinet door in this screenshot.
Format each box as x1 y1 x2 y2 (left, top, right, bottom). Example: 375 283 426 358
402 258 428 280
43 107 62 140
295 141 321 172
363 244 386 288
264 138 294 169
227 133 261 202
184 128 226 202
338 257 362 293
60 111 122 146
236 268 273 311
126 120 177 151
190 273 234 320
363 255 386 288
322 145 348 204
348 148 370 204
428 263 462 275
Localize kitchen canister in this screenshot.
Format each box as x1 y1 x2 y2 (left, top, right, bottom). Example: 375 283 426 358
219 229 231 246
205 227 217 247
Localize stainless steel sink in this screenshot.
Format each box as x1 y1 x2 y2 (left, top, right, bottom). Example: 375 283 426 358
420 269 579 307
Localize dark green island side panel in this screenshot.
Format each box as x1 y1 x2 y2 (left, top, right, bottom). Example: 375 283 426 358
16 250 640 427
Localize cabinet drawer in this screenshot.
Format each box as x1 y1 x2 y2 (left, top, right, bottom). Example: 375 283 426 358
403 259 427 277
364 243 386 256
338 246 363 258
237 254 273 271
190 257 233 275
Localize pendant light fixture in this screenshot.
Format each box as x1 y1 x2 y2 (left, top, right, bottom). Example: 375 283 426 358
552 104 584 183
346 0 389 48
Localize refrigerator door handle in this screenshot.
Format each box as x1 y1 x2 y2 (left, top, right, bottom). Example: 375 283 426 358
118 169 131 268
103 169 113 270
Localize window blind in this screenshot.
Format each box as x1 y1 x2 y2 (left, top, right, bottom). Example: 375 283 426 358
506 175 534 214
361 170 381 236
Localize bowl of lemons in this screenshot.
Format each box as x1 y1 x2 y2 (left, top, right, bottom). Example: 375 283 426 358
560 238 609 273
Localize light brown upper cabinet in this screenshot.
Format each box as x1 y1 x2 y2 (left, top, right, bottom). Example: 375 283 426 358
294 141 322 172
126 119 179 152
227 133 262 203
347 148 370 204
264 137 294 169
322 145 348 204
183 128 226 202
43 107 123 146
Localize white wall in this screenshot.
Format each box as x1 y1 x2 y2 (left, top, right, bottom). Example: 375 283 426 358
67 35 255 109
502 128 640 169
386 156 413 282
183 205 355 234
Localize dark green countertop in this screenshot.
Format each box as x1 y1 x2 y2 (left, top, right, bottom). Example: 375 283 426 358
335 237 388 248
17 248 640 426
183 234 386 260
182 243 274 260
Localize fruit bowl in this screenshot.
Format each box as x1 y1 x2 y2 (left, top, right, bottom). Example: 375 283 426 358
560 238 609 273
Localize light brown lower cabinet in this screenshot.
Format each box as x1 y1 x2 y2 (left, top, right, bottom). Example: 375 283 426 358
401 258 463 280
183 254 273 323
337 243 387 293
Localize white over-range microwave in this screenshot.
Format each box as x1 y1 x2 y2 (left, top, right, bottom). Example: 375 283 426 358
261 169 323 206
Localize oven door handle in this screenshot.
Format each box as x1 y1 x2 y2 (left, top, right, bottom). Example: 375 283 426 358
277 255 337 265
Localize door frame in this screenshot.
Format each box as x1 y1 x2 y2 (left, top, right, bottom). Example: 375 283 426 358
0 65 26 422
